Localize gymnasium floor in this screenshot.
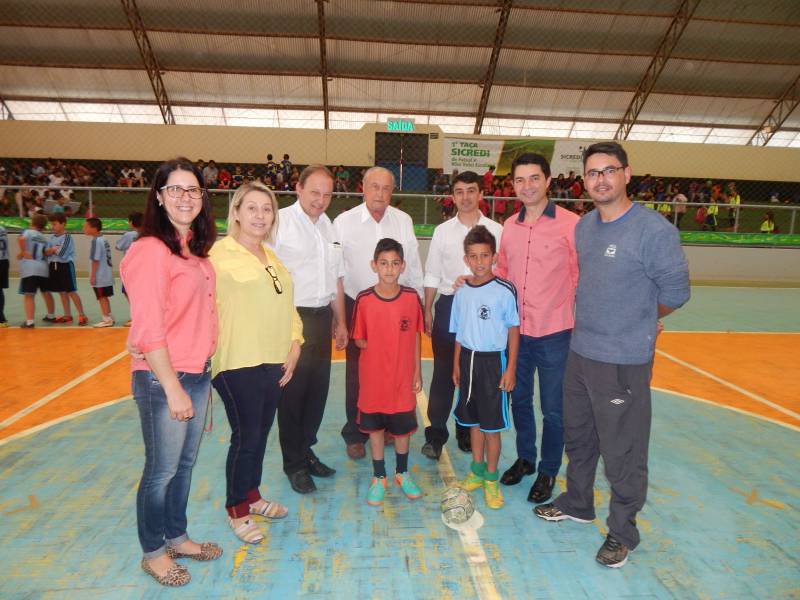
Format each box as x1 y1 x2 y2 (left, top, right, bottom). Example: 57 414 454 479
0 281 798 599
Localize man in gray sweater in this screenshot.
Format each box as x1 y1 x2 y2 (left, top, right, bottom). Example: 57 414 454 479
534 142 690 569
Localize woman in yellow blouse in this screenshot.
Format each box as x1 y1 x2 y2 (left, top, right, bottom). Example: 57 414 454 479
210 181 303 544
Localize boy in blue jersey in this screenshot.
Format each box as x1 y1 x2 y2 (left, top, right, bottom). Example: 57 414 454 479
46 214 88 325
17 214 56 328
0 224 8 326
115 211 142 326
450 225 520 509
83 217 115 328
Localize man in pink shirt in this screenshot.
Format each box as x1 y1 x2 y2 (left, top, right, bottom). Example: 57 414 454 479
495 153 578 504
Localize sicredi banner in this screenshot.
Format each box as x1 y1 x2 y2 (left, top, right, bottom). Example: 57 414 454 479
444 137 598 176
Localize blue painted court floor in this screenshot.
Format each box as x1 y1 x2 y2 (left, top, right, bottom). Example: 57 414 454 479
0 361 798 599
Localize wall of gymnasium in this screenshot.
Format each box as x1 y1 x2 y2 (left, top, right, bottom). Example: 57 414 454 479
1 120 800 182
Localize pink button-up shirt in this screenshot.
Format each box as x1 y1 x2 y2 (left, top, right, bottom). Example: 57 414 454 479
121 236 218 373
495 202 579 338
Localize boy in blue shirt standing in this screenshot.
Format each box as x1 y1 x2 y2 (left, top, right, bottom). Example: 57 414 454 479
83 217 115 328
18 214 56 328
115 211 142 326
46 213 88 325
450 225 520 509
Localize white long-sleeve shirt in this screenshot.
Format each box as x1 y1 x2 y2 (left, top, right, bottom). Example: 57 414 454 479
424 214 503 296
273 200 341 308
333 203 423 299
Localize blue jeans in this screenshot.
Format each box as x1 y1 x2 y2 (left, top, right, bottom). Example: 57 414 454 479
134 365 210 558
511 329 571 476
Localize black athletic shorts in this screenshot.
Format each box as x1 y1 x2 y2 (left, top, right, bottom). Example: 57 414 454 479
454 347 510 432
19 275 49 295
93 285 114 299
48 261 77 293
358 409 418 436
0 259 8 289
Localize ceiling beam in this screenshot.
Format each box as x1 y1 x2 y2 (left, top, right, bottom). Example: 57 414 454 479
316 0 329 129
0 95 13 120
474 0 512 134
119 0 175 125
614 0 701 141
748 72 800 146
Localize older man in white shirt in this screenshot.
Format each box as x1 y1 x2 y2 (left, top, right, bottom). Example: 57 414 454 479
422 171 503 460
273 165 346 494
333 166 424 459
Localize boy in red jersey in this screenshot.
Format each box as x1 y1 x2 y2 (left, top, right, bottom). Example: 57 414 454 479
352 238 424 506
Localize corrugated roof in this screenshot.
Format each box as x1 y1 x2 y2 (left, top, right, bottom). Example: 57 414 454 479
655 59 796 98
0 66 154 100
488 85 631 119
0 26 140 67
164 72 322 106
675 20 800 65
328 78 481 113
639 94 773 127
327 39 489 82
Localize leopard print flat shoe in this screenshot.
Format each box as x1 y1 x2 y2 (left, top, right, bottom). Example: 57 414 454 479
166 541 223 561
140 558 190 586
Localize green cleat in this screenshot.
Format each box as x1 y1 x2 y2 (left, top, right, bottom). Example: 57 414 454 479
460 471 484 492
394 472 422 499
366 476 388 506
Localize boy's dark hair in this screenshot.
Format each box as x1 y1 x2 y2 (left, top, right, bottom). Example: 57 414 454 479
511 153 551 179
582 142 629 168
373 237 404 261
142 157 216 258
128 211 144 227
452 171 481 187
31 214 48 229
463 224 496 254
85 217 102 232
49 213 67 224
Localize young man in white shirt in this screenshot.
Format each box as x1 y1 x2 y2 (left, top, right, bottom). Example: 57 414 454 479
422 171 502 460
273 165 345 493
333 166 424 459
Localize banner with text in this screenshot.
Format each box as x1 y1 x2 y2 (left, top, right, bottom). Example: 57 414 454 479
444 138 596 177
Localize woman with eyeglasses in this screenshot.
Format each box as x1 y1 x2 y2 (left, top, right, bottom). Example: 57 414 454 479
209 181 303 544
121 157 222 587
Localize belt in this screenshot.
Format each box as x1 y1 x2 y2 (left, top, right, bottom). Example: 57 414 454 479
297 305 331 315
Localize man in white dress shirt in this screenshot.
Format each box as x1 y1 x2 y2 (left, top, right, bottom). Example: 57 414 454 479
422 171 503 460
333 166 424 459
273 165 346 493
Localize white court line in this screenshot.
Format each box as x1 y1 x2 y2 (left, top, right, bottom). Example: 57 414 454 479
0 350 129 431
0 396 131 447
416 389 501 600
652 387 800 433
655 349 800 422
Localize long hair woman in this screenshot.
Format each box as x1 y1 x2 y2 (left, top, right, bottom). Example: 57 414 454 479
121 157 222 586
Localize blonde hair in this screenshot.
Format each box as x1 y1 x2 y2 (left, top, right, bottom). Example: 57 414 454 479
227 181 279 243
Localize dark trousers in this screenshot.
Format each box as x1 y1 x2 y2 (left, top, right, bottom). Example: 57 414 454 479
279 306 332 474
341 295 369 445
0 288 5 322
425 294 469 446
553 351 653 550
212 363 281 518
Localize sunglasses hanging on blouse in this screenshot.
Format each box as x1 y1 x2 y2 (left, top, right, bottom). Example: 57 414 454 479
265 264 283 294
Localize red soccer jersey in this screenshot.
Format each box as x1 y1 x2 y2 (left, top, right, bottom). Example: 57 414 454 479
351 286 423 414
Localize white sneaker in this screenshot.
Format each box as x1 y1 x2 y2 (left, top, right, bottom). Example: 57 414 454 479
93 319 115 328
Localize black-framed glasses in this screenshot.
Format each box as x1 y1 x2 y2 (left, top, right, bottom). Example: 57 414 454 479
585 166 623 180
265 265 283 294
159 184 204 199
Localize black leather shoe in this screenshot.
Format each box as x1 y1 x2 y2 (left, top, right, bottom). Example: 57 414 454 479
421 442 442 460
527 472 555 503
456 436 471 453
288 470 317 494
307 457 336 478
500 458 535 486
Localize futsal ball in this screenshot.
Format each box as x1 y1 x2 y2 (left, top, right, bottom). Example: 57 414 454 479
441 486 475 526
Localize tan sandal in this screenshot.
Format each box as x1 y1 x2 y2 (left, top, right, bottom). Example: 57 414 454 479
140 558 190 587
166 541 223 561
249 499 288 519
229 517 264 544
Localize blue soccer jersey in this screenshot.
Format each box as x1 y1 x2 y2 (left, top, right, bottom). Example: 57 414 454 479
20 229 49 278
115 230 138 255
0 226 8 261
90 235 114 288
47 233 75 264
449 277 519 352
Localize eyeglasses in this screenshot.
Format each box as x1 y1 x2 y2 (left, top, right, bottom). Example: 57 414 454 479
159 185 204 199
265 265 283 294
585 166 623 180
